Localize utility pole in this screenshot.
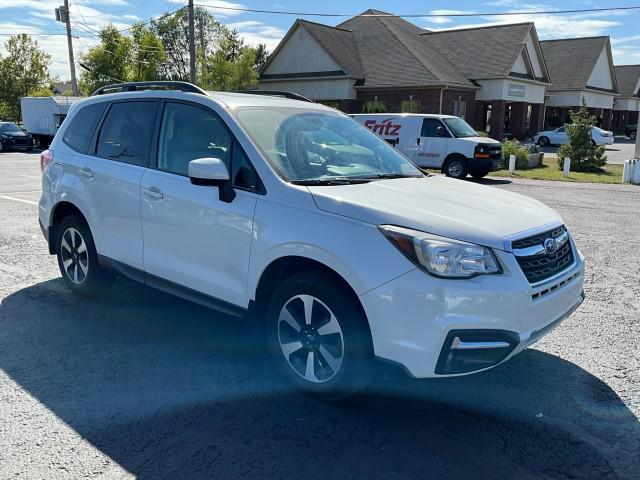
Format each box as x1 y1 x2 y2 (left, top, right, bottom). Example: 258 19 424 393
55 1 78 96
188 0 196 84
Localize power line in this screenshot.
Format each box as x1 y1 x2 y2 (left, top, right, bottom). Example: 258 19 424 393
192 4 640 17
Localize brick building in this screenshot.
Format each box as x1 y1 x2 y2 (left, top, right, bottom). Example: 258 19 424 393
258 10 552 140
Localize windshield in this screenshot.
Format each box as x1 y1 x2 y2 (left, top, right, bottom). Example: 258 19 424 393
234 107 422 183
0 123 22 133
443 118 478 138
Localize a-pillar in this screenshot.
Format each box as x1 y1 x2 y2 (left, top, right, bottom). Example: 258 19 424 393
489 100 506 140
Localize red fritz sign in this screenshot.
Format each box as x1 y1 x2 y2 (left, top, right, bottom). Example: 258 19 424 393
363 118 401 136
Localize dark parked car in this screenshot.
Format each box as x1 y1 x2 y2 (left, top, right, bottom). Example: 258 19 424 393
0 122 33 151
625 124 637 140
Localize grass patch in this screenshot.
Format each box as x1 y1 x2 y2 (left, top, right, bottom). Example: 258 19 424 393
491 156 623 184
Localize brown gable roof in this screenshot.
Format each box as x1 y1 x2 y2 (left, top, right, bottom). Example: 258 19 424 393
540 37 618 93
335 10 473 88
297 20 364 78
421 23 548 82
614 65 640 97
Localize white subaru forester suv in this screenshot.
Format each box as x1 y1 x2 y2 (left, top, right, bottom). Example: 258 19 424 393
39 82 585 396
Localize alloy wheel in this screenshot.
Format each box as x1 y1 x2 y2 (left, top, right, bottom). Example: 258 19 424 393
60 227 89 285
277 294 344 383
447 161 464 178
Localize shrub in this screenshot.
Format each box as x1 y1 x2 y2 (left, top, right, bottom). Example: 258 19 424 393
475 130 489 137
501 139 529 169
401 99 421 113
362 100 386 113
555 102 607 172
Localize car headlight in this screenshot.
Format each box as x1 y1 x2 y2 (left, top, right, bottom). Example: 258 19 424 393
379 225 501 278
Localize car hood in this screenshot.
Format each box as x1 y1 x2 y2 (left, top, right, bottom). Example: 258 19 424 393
461 136 501 144
308 176 562 251
2 131 29 137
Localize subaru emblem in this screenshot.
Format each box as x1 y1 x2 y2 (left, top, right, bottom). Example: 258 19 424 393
543 238 557 254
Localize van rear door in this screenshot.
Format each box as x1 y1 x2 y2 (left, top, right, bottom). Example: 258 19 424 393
414 118 450 168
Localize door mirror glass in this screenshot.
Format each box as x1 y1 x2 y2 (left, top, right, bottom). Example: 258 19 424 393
436 126 448 137
188 158 235 203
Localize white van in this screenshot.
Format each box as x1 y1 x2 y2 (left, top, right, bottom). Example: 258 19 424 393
352 113 503 179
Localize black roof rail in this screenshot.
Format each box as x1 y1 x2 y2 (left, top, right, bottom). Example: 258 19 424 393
235 90 314 103
91 81 207 96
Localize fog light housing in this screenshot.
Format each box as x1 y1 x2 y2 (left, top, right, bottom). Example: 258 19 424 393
435 330 519 375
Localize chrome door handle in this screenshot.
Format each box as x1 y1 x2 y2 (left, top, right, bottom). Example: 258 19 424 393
143 187 163 200
79 167 93 179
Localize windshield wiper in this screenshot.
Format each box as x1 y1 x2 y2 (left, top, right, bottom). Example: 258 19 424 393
356 173 423 180
291 177 372 186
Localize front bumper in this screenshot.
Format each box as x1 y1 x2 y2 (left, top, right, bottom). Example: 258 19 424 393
359 243 585 378
468 155 503 173
0 137 33 150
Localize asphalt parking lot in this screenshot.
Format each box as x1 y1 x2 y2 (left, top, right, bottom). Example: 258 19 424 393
538 136 637 164
1 151 638 479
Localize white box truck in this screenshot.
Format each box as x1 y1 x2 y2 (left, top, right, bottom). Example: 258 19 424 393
351 113 503 179
20 96 83 147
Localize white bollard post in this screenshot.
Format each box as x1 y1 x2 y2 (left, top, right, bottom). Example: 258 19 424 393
632 159 640 185
623 159 631 183
508 154 516 175
563 157 571 177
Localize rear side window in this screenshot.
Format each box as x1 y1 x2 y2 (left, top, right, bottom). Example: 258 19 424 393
96 101 157 166
62 102 106 154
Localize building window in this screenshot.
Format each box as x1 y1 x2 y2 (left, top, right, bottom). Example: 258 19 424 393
362 99 386 113
453 100 467 119
401 97 421 113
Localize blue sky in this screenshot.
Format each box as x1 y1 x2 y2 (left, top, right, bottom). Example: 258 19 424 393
1 0 639 80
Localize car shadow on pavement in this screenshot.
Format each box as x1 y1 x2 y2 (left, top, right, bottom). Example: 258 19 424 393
1 277 638 479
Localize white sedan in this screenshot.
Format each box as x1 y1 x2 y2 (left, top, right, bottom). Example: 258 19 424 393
534 126 614 146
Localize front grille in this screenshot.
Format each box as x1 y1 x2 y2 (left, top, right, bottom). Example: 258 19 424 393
13 138 29 146
513 225 574 284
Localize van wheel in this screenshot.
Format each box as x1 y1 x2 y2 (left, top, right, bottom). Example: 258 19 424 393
470 169 490 179
443 156 468 179
56 215 112 297
265 271 373 398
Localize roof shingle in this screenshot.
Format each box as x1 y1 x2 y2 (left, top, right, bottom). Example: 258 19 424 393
421 23 539 81
540 37 617 92
614 65 640 97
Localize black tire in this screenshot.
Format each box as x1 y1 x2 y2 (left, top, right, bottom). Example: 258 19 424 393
470 169 491 179
443 156 468 179
538 136 550 147
55 214 112 297
265 270 374 398
591 139 597 147
630 131 637 140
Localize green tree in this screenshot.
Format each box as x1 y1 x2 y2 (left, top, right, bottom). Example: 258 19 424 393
0 34 52 120
253 43 269 71
152 7 225 81
130 23 166 82
79 25 132 94
557 101 607 172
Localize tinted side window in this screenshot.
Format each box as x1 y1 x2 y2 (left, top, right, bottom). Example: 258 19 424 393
63 102 106 154
157 102 231 176
96 101 157 166
421 119 447 138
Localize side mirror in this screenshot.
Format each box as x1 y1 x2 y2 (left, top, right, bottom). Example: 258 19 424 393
188 157 236 203
436 126 448 137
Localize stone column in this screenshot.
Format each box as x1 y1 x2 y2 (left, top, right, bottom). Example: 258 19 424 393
509 102 528 140
529 103 545 133
489 101 506 140
601 109 613 130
